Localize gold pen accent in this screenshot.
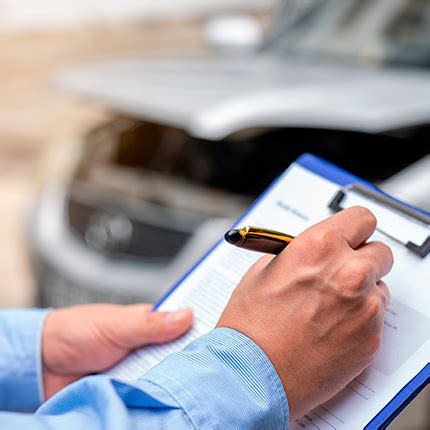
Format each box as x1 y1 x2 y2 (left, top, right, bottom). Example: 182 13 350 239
224 226 295 255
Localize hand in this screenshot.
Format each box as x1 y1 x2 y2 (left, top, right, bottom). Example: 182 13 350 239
42 304 193 399
217 206 393 420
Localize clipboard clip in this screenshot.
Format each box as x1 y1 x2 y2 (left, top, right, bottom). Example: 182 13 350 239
328 185 430 258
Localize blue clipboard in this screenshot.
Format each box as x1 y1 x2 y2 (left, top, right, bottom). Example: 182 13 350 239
296 154 430 429
155 153 430 429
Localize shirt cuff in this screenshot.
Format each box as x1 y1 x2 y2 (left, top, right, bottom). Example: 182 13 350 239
134 328 289 429
0 309 50 411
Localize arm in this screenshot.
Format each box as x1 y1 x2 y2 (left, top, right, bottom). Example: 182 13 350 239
0 327 288 429
0 206 393 428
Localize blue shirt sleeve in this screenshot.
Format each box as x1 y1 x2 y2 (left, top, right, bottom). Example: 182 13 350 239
0 310 289 429
0 309 49 411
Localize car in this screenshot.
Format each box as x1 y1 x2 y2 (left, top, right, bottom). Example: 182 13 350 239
58 0 430 140
28 0 430 307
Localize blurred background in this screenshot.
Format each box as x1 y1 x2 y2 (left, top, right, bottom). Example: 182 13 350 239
0 0 428 428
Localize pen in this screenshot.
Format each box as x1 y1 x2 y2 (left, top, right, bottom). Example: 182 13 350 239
224 226 295 255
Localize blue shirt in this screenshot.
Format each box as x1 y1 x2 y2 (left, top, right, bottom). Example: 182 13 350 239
0 309 289 429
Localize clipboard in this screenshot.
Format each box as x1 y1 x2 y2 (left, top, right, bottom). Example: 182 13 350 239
109 153 429 429
295 154 430 429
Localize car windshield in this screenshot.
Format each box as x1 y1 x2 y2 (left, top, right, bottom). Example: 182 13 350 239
270 0 430 69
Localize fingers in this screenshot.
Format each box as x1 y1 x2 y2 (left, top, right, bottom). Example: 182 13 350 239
358 241 394 280
142 309 194 344
324 206 377 249
116 305 193 349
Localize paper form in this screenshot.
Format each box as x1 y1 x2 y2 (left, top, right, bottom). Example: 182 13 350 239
107 163 430 429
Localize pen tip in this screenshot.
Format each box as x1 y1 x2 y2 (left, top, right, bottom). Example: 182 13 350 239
224 229 242 245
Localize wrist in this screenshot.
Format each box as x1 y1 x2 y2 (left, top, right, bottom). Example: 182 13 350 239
41 308 81 400
41 309 57 374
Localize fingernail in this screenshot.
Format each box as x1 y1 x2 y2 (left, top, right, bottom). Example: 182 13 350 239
166 309 190 324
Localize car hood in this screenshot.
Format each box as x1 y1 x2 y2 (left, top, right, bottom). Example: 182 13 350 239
56 54 430 140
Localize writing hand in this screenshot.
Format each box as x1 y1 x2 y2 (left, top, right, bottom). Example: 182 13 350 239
218 206 393 420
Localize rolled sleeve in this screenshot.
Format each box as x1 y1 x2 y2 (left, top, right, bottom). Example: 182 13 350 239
0 309 50 411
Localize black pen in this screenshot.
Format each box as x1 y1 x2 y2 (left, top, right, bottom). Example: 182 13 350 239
224 226 295 255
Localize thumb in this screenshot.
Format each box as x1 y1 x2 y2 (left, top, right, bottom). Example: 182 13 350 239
113 305 194 349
